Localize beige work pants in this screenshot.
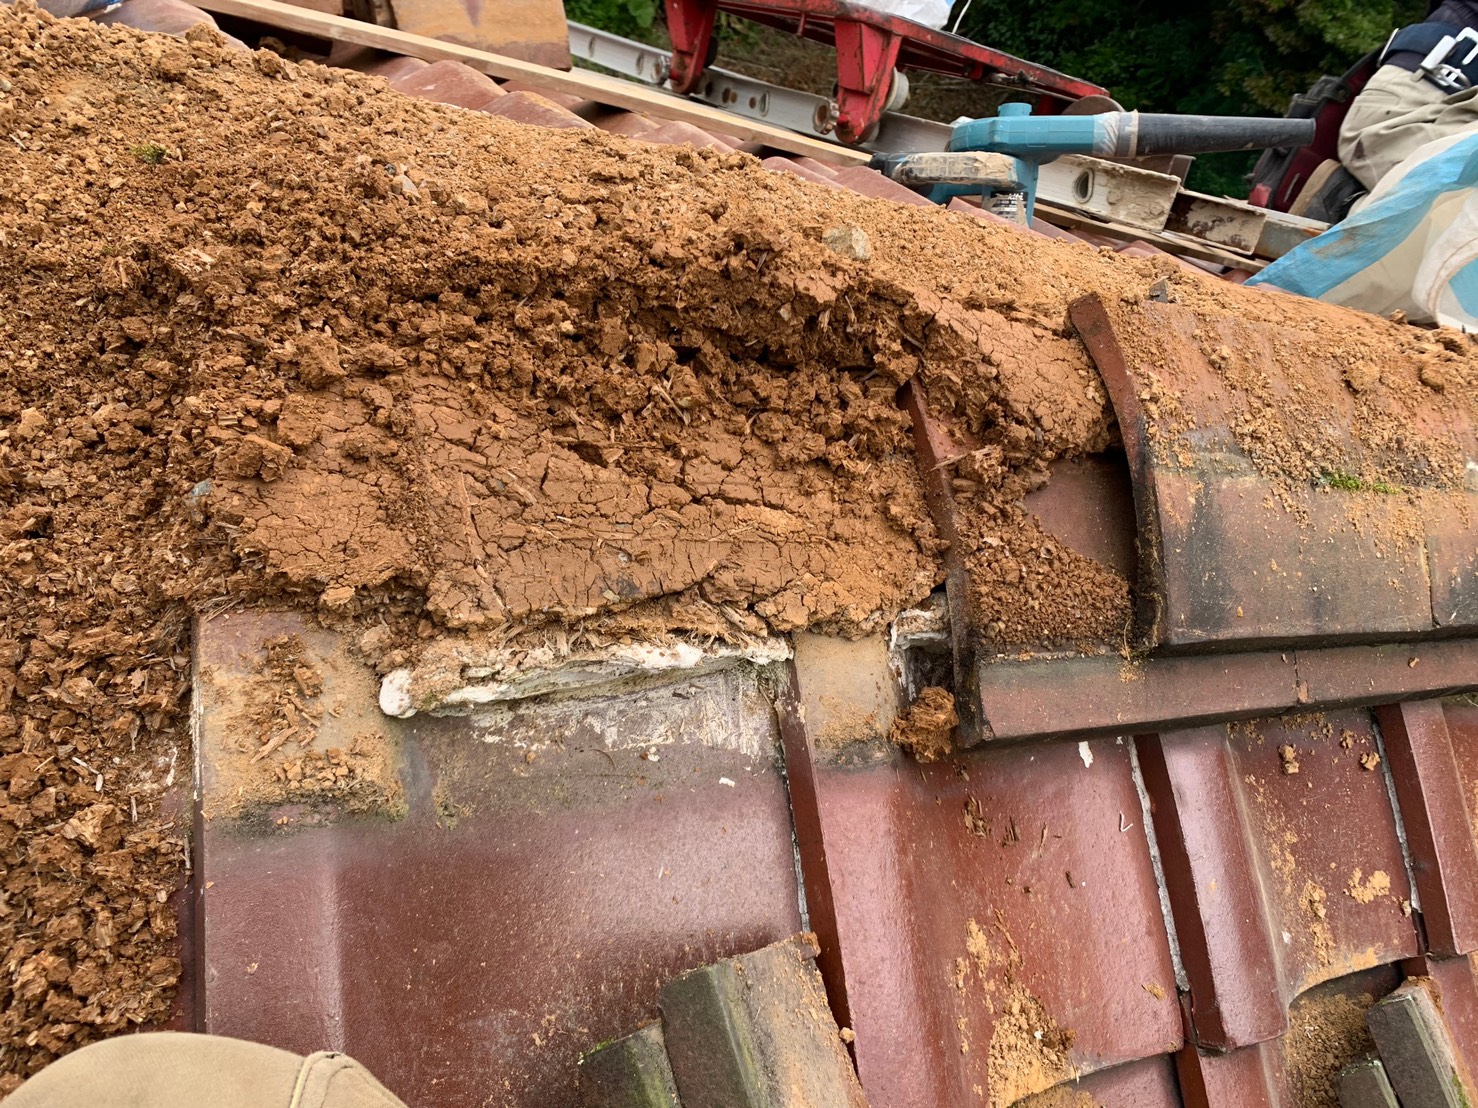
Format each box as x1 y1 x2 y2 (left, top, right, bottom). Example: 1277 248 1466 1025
1339 63 1478 190
5 1032 409 1108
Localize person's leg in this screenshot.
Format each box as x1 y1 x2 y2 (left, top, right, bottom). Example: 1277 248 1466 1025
1338 64 1463 189
5 1032 409 1108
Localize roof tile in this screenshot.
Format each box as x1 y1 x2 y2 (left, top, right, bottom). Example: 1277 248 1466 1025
93 0 221 37
829 165 933 206
389 58 505 110
497 80 586 111
480 90 595 128
760 156 844 189
640 120 735 152
354 54 432 81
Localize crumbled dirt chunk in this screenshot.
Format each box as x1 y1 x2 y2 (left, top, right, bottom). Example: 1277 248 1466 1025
889 686 957 762
1279 744 1301 775
959 912 1076 1108
1346 868 1392 905
957 495 1132 652
273 737 406 818
1283 986 1378 1108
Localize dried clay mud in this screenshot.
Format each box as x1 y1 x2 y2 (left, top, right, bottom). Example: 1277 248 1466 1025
3 0 1478 1083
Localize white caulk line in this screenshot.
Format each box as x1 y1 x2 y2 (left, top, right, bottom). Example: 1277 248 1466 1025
1129 738 1190 993
1372 717 1422 915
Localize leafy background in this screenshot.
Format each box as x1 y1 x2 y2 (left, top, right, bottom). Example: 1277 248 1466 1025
564 0 1427 193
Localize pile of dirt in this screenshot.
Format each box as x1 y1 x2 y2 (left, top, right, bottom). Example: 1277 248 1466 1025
1283 985 1378 1108
2 0 1476 1083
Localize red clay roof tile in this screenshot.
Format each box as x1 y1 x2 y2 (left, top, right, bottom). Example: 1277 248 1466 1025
388 58 506 109
481 89 595 128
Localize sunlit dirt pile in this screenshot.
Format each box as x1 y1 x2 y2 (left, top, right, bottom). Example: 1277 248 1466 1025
3 0 1477 1083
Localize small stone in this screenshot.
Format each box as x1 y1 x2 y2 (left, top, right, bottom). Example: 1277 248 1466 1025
254 49 289 78
450 192 488 214
358 625 393 656
389 173 420 200
822 225 872 262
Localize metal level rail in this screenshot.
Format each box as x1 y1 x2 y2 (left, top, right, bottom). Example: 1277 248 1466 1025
567 20 950 151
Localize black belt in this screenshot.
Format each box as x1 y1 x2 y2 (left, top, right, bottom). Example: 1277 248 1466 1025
1383 20 1478 92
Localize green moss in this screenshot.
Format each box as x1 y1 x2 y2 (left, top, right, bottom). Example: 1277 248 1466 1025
1316 469 1399 495
130 142 168 165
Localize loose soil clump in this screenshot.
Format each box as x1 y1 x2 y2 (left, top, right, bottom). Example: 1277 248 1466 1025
889 685 957 762
1284 985 1378 1108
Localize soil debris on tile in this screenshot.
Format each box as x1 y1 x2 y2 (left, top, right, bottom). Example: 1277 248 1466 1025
1346 868 1391 905
889 686 957 762
960 914 1076 1107
1283 985 1378 1108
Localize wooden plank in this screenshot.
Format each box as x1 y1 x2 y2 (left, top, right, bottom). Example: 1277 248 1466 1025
389 0 569 69
1037 154 1180 232
1037 200 1269 272
192 0 873 165
1255 209 1329 260
1166 190 1266 254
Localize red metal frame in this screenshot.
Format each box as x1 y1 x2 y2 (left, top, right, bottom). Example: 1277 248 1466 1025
663 0 1106 143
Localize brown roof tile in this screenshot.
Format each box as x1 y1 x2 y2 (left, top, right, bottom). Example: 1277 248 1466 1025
641 119 735 152
829 165 934 206
354 54 432 81
93 0 223 37
389 58 506 110
760 156 844 189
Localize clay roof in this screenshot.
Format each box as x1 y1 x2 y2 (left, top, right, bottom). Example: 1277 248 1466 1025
12 5 1478 1107
90 0 1240 279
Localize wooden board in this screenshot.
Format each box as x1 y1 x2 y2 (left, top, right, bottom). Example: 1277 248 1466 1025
1036 199 1268 272
193 0 872 165
1166 190 1266 254
1254 209 1328 260
1037 154 1180 233
388 0 569 69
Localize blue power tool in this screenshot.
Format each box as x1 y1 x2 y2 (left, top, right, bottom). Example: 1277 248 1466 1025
869 103 1316 223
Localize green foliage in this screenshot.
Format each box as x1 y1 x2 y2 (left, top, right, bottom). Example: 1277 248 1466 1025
957 0 1425 193
131 142 168 164
1316 468 1399 494
565 0 658 40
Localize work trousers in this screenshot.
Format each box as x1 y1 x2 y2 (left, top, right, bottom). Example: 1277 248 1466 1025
1339 63 1478 190
6 1033 409 1108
